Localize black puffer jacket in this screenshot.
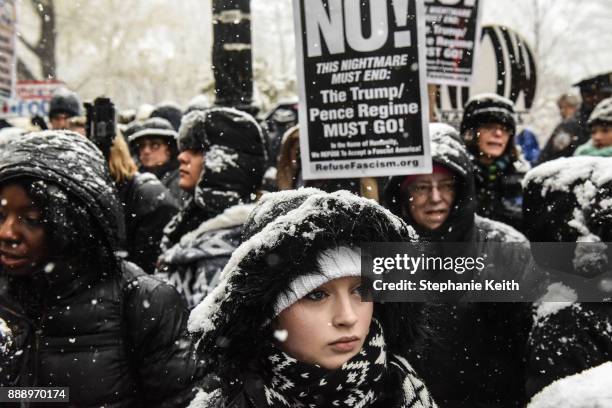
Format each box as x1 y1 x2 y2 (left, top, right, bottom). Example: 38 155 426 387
117 172 179 274
0 131 201 407
383 124 538 408
0 263 199 407
522 157 612 399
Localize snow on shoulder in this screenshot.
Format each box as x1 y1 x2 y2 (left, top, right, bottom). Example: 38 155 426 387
533 282 578 322
522 156 611 195
527 362 612 408
475 215 528 242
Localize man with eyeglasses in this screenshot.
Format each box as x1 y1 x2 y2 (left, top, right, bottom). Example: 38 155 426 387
460 93 529 233
383 123 538 407
126 117 184 203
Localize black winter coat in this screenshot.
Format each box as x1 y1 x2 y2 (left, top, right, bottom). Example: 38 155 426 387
472 156 527 233
537 106 591 164
0 262 201 407
383 125 539 408
410 216 535 408
141 159 187 204
161 108 267 253
117 172 179 274
0 131 202 407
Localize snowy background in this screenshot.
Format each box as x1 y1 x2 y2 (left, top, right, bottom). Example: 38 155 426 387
15 0 612 141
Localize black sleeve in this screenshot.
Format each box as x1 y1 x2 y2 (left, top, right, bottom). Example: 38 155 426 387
0 295 32 388
130 201 178 274
525 303 612 399
125 276 204 407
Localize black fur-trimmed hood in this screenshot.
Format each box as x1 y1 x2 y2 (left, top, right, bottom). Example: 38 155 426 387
383 123 477 242
188 189 423 379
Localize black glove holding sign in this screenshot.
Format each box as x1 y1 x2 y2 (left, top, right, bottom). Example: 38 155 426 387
85 97 116 160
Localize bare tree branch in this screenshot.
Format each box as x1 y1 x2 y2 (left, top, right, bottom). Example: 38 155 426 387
18 34 38 55
17 59 37 80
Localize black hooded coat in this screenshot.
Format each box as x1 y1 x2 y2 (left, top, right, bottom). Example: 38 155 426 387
116 171 179 274
522 157 612 400
0 131 201 407
157 108 267 306
383 124 538 408
160 107 267 253
186 189 435 408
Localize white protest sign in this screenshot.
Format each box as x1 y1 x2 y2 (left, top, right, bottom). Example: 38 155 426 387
293 0 431 180
424 0 482 86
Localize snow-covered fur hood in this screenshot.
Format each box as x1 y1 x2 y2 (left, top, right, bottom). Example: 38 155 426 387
188 189 423 380
0 131 124 252
523 156 612 276
384 123 477 242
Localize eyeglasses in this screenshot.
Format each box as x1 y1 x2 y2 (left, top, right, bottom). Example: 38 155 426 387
408 180 456 197
136 140 164 152
479 123 511 135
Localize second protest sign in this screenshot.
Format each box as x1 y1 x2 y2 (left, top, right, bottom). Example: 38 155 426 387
293 0 431 180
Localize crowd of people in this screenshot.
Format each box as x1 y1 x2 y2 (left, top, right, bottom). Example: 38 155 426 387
0 70 611 407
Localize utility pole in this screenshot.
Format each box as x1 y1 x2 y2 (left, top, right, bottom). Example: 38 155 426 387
211 0 254 112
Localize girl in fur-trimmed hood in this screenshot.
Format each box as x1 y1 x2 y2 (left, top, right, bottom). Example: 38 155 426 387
188 189 436 408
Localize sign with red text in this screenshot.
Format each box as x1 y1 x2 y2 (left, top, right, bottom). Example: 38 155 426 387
1 80 65 119
293 0 431 179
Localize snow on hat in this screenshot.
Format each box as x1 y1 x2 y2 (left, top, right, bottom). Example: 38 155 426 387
122 120 144 141
184 94 211 114
587 97 612 127
127 117 177 145
273 246 361 316
523 156 612 277
460 93 516 136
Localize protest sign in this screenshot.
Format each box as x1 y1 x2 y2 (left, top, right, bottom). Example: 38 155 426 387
1 80 65 119
293 0 431 180
0 0 17 99
435 25 537 127
425 0 481 86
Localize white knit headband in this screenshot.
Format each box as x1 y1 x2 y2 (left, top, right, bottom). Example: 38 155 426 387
273 246 362 316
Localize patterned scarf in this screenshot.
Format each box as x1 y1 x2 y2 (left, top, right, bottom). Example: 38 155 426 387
253 319 436 408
